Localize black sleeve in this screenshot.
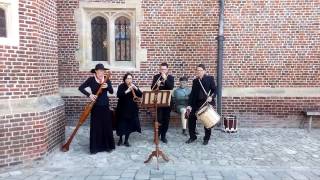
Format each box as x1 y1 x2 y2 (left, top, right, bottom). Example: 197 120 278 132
78 77 92 97
106 80 113 94
117 83 126 98
135 86 143 97
151 75 158 90
188 79 196 107
210 76 217 98
164 75 174 90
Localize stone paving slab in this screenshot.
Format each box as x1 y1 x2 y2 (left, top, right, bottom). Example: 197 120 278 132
0 127 320 180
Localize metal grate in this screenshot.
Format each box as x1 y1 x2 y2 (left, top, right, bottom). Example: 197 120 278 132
115 16 131 61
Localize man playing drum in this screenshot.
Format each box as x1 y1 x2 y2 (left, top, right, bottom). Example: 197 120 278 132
185 64 217 145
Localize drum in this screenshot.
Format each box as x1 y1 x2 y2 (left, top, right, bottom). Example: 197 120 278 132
196 104 221 128
223 115 237 133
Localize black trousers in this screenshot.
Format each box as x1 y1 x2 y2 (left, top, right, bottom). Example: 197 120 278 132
188 108 212 141
157 107 171 138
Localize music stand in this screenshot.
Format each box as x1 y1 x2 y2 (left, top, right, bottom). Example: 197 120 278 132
141 89 171 169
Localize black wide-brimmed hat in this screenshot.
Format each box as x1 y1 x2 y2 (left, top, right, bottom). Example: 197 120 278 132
90 63 109 73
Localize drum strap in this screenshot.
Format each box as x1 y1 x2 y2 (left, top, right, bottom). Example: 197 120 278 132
198 79 212 110
198 79 211 97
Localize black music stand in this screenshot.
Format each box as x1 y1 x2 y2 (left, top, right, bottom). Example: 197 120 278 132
142 89 171 169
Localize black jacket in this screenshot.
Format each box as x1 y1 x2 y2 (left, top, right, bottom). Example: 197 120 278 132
151 74 174 90
188 75 216 109
116 83 142 119
78 77 113 106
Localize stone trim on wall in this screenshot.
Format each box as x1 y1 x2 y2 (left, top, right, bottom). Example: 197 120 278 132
0 95 64 116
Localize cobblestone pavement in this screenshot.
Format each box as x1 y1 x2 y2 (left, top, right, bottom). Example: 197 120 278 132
1 126 320 180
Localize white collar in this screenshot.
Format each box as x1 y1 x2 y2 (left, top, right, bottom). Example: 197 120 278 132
94 74 104 84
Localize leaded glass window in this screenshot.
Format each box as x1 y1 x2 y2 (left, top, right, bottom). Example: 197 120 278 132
91 16 108 61
115 16 131 61
0 8 6 37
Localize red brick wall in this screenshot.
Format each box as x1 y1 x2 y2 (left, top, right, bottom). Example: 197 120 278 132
57 0 218 88
0 0 65 168
1 0 319 168
58 0 319 128
57 0 219 125
223 97 320 128
223 1 320 87
38 0 59 96
0 105 65 168
0 0 59 99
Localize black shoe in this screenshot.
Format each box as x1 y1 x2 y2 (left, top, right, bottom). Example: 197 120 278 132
124 141 130 147
185 138 196 144
182 129 188 136
161 137 168 143
117 139 122 146
106 149 113 153
203 140 209 145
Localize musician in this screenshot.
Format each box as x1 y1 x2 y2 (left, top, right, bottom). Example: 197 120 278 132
78 63 115 154
151 62 174 143
173 76 191 136
185 64 217 145
116 73 142 147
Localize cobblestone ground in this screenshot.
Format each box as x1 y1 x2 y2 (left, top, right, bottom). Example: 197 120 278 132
1 126 320 180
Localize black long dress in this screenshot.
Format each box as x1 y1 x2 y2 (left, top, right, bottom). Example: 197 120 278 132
78 76 115 153
115 83 142 136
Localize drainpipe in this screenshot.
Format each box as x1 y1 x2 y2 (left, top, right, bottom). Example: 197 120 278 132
216 0 224 116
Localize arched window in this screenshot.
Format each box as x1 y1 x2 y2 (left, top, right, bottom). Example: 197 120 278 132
115 16 131 61
0 8 6 37
91 16 108 61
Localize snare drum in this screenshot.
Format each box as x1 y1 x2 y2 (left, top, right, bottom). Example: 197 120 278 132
196 104 221 128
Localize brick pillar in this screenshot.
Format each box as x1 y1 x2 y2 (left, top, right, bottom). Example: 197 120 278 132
0 0 65 167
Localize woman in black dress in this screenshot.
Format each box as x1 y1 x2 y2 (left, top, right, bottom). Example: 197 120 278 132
78 63 115 154
116 73 142 147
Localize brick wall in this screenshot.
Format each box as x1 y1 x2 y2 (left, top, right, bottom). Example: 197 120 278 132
0 0 65 168
57 0 218 88
223 97 320 127
0 105 65 168
223 1 319 87
1 0 319 168
58 0 319 128
58 0 219 126
0 0 59 99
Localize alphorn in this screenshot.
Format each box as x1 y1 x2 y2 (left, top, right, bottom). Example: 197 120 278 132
61 71 111 152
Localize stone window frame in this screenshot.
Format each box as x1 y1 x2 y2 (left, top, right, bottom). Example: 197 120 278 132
0 0 19 46
76 2 147 71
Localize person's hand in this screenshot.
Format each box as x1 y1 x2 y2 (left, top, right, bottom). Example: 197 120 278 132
185 106 191 119
156 80 161 87
131 83 138 90
207 96 212 102
101 83 108 89
161 73 167 80
89 94 97 101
